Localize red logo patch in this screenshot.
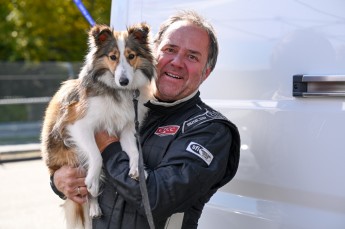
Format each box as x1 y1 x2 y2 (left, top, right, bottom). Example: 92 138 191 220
154 125 180 136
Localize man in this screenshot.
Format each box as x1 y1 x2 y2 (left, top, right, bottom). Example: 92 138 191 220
51 10 240 229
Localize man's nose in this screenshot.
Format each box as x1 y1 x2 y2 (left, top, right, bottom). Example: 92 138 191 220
170 53 184 67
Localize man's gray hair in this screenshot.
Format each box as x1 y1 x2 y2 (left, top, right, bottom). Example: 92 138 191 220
154 10 219 72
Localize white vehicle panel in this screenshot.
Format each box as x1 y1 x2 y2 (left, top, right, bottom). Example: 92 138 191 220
111 0 345 228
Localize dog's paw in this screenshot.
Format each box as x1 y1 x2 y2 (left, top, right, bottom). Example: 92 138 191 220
128 157 139 180
129 167 149 181
129 167 139 180
89 201 102 219
85 177 100 197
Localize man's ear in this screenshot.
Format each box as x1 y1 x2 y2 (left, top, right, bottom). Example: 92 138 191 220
202 67 212 82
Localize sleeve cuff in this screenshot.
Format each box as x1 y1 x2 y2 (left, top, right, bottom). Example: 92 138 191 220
50 173 66 200
102 141 123 162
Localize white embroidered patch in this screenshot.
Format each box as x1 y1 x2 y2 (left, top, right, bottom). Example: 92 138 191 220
186 142 213 166
182 110 228 133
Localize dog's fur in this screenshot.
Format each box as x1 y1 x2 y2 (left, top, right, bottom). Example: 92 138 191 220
41 23 156 229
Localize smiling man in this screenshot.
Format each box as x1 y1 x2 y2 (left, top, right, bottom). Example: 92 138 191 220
51 10 240 229
154 20 211 102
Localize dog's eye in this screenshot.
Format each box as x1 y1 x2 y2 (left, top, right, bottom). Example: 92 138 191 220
128 54 135 60
109 55 117 61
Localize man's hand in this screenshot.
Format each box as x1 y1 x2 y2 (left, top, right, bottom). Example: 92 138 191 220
53 132 118 203
95 131 119 153
53 165 88 204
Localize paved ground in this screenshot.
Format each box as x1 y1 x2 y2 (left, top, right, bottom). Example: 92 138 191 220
0 159 65 229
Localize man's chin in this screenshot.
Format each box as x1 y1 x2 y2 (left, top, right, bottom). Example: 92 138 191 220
155 90 179 102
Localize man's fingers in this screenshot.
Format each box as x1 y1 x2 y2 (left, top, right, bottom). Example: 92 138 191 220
70 177 86 188
54 165 89 205
65 185 88 203
75 186 88 196
70 195 88 205
64 166 86 178
65 181 87 194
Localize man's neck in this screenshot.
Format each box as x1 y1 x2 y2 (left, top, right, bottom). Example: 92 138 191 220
151 90 198 107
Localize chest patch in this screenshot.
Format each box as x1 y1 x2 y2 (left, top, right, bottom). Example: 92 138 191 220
182 109 227 133
186 142 213 166
154 125 180 137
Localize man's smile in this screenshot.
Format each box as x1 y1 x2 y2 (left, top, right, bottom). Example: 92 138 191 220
165 72 182 79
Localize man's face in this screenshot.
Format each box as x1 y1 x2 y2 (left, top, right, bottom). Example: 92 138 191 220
155 21 211 102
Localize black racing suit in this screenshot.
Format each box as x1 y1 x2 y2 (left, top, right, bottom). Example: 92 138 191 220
93 91 240 229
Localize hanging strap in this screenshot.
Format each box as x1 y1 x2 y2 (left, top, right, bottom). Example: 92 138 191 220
133 89 155 229
165 213 184 229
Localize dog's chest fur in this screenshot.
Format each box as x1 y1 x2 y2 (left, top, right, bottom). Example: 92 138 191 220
71 91 146 137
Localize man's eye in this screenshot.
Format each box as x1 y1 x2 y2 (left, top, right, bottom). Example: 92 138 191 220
109 55 117 61
188 55 198 62
128 54 135 60
164 48 175 53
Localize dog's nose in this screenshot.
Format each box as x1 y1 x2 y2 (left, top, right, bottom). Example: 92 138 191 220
119 77 129 86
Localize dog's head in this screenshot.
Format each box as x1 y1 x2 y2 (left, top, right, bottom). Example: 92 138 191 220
84 23 156 90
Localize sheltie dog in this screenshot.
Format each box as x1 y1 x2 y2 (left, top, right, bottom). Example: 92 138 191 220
41 23 156 229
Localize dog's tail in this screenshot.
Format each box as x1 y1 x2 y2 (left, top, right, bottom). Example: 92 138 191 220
63 199 91 229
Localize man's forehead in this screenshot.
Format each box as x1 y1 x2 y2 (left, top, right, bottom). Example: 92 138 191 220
160 21 209 54
163 20 197 38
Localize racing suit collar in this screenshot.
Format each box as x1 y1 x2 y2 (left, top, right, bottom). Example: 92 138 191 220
150 90 199 107
145 91 201 114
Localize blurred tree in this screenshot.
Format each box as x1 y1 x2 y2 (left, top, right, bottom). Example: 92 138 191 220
0 0 111 61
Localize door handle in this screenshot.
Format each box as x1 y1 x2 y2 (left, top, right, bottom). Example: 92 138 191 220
293 74 345 97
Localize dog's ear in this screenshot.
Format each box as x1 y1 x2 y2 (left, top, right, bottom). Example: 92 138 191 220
90 25 113 45
127 22 150 44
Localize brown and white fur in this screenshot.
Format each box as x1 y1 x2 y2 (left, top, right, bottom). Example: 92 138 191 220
41 23 156 229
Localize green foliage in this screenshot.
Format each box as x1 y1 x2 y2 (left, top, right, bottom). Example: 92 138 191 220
0 0 111 62
0 104 27 122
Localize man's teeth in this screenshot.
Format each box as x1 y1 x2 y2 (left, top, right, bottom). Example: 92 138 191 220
166 72 181 79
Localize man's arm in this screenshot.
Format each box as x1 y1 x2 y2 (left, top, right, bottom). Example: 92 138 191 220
101 121 234 219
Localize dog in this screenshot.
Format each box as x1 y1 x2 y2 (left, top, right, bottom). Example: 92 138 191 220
41 23 156 229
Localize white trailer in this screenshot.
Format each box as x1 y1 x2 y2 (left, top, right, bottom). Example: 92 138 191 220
110 1 345 228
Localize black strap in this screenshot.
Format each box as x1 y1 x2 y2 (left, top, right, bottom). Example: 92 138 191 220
133 89 155 229
50 173 67 200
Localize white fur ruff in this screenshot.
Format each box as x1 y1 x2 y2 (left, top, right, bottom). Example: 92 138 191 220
64 90 149 229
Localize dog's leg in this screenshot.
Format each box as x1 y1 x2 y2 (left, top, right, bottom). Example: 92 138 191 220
68 121 102 218
88 196 102 220
120 123 140 179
